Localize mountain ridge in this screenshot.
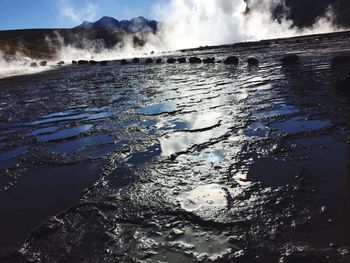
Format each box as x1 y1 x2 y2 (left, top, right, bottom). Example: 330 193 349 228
75 16 158 33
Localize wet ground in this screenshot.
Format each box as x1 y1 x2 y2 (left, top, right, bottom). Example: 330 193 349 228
1 33 350 262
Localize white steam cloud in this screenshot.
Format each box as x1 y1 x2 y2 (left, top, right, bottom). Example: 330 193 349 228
57 0 99 25
153 0 248 49
153 0 345 50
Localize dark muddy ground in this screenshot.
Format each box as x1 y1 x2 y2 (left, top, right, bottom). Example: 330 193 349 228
1 33 350 262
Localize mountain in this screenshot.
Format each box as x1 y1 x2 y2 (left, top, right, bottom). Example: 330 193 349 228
76 16 158 33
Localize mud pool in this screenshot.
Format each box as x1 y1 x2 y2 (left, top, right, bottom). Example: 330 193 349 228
1 33 350 262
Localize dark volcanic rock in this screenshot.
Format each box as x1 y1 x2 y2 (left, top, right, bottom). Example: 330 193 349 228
335 74 350 91
57 61 65 65
99 61 108 66
39 61 47 66
31 217 64 238
203 57 215 63
89 60 98 65
132 58 140 63
331 56 350 65
72 60 77 64
177 57 186 63
247 57 259 65
156 58 162 64
30 62 38 67
167 58 176 64
281 54 300 65
78 60 89 65
189 57 202 64
145 58 153 64
223 56 239 65
121 59 128 65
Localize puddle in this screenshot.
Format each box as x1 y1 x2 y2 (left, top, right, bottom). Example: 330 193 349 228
159 119 189 131
247 157 299 187
294 136 348 199
31 113 89 125
139 102 177 115
46 134 113 153
272 118 331 134
38 124 93 142
126 144 161 166
0 146 28 162
27 126 60 136
244 122 269 138
82 143 121 159
0 158 18 171
0 161 104 247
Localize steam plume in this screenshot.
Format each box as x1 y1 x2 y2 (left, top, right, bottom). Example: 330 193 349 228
153 0 345 50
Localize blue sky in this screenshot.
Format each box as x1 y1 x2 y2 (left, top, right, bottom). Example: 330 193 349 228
0 0 159 30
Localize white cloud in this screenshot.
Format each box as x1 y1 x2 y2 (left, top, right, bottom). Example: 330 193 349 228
57 0 99 25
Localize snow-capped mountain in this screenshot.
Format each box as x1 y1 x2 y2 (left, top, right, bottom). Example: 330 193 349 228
75 16 158 33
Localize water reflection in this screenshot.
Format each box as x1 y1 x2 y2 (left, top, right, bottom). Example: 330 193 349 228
38 124 93 142
178 184 241 212
160 126 228 157
139 102 177 115
159 111 224 132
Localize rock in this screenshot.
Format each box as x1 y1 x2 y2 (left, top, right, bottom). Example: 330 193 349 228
150 51 155 55
99 61 108 66
203 57 215 63
57 61 65 65
72 60 77 64
39 61 47 66
177 57 186 63
132 58 140 63
31 216 64 238
167 58 176 64
166 228 185 241
331 56 350 65
247 57 259 65
281 54 300 65
145 58 153 64
78 60 89 65
89 60 98 65
223 56 239 64
30 62 38 67
189 57 202 63
156 58 162 64
121 59 128 65
335 74 350 92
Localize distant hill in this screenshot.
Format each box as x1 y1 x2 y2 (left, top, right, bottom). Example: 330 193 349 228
0 28 153 60
0 16 159 60
76 16 158 33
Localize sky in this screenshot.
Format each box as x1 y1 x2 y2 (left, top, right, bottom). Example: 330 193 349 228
0 0 158 30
